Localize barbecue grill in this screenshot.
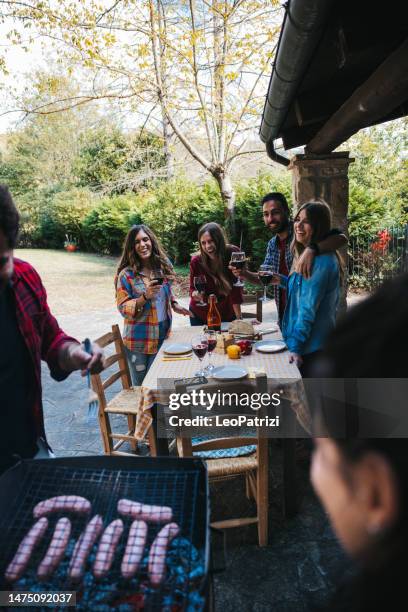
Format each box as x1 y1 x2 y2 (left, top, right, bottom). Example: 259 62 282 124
0 456 210 611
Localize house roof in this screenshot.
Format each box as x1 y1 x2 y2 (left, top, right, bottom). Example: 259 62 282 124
260 0 408 160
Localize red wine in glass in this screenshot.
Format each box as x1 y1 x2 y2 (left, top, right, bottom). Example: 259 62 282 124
195 280 205 293
150 269 164 285
259 272 273 286
192 344 208 359
192 334 208 376
193 275 207 307
205 330 217 375
207 338 217 353
259 264 273 302
230 251 246 287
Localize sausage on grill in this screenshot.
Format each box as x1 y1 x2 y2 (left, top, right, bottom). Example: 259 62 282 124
68 514 103 581
121 520 148 579
117 499 173 523
148 522 180 586
5 517 49 582
37 517 71 580
93 519 124 579
33 496 91 519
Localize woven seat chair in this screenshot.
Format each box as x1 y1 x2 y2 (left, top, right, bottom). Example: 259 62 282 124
91 324 157 457
241 291 263 322
174 374 268 545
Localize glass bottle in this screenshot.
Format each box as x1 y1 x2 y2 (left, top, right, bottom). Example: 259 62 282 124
207 294 221 332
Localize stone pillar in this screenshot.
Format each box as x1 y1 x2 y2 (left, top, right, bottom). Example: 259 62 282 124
288 152 353 311
289 152 352 227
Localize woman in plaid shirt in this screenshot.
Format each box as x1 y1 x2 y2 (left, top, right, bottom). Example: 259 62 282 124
116 225 191 385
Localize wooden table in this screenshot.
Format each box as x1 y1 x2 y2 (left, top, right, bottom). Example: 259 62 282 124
135 325 309 516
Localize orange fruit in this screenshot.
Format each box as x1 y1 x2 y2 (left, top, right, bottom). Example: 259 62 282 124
226 344 241 359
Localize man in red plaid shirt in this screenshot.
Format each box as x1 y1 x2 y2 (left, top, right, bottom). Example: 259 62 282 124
0 185 104 474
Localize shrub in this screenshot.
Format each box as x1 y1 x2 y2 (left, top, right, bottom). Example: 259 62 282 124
39 188 96 248
348 182 387 240
136 177 224 263
81 193 142 254
15 190 46 247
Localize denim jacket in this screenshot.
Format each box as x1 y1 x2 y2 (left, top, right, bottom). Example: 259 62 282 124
281 254 340 355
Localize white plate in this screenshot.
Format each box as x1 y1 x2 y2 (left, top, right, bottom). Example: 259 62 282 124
211 366 248 380
163 343 192 356
254 340 287 353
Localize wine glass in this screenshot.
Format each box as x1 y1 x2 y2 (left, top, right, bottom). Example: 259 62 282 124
193 275 207 307
258 264 273 302
192 334 209 376
230 251 246 287
204 330 217 375
150 269 164 286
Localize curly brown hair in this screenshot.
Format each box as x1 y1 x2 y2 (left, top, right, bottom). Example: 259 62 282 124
116 224 174 283
0 185 20 248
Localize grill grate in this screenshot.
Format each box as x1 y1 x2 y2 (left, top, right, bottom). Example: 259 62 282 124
0 458 208 611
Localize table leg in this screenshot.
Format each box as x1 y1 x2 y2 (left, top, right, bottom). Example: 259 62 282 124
151 404 170 456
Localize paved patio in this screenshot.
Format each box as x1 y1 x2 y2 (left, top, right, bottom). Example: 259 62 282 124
41 298 355 611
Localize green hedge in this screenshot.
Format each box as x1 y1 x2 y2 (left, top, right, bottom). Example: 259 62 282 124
20 171 390 268
135 177 224 263
81 194 142 254
39 188 96 249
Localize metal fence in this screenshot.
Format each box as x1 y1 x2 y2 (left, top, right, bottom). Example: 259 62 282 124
348 225 408 290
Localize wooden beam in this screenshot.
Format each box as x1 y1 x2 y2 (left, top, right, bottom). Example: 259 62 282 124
306 38 408 154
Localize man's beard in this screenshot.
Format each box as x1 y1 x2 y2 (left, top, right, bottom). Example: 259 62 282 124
269 216 289 234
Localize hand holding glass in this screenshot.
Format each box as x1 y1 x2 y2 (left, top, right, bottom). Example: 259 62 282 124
193 275 207 306
150 269 164 285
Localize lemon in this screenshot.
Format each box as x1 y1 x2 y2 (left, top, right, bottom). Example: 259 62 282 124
226 344 241 359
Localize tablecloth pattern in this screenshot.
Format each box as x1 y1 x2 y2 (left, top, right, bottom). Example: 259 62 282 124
135 326 310 440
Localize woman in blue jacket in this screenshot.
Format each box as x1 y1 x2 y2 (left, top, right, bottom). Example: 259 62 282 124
277 201 341 376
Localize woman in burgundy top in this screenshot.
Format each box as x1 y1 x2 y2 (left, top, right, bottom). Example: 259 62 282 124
189 222 243 325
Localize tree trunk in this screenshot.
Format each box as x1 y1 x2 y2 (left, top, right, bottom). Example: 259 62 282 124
214 169 236 239
162 114 173 179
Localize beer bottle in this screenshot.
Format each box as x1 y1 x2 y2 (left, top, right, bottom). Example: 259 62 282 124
207 294 221 332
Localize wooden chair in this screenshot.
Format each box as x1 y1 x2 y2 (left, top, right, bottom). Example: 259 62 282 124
174 374 269 546
241 291 263 322
91 324 157 457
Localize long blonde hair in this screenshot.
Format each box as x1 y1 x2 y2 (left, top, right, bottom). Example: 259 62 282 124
197 222 233 296
116 224 174 283
292 200 344 283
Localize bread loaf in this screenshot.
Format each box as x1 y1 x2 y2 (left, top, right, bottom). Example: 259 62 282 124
228 320 255 337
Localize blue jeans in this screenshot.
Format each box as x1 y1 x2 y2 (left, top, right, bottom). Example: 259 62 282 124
125 321 169 386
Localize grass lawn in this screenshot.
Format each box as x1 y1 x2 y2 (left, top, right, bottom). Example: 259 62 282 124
16 249 190 316
16 249 119 315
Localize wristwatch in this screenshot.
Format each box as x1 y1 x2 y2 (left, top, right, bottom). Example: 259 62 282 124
309 242 320 255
